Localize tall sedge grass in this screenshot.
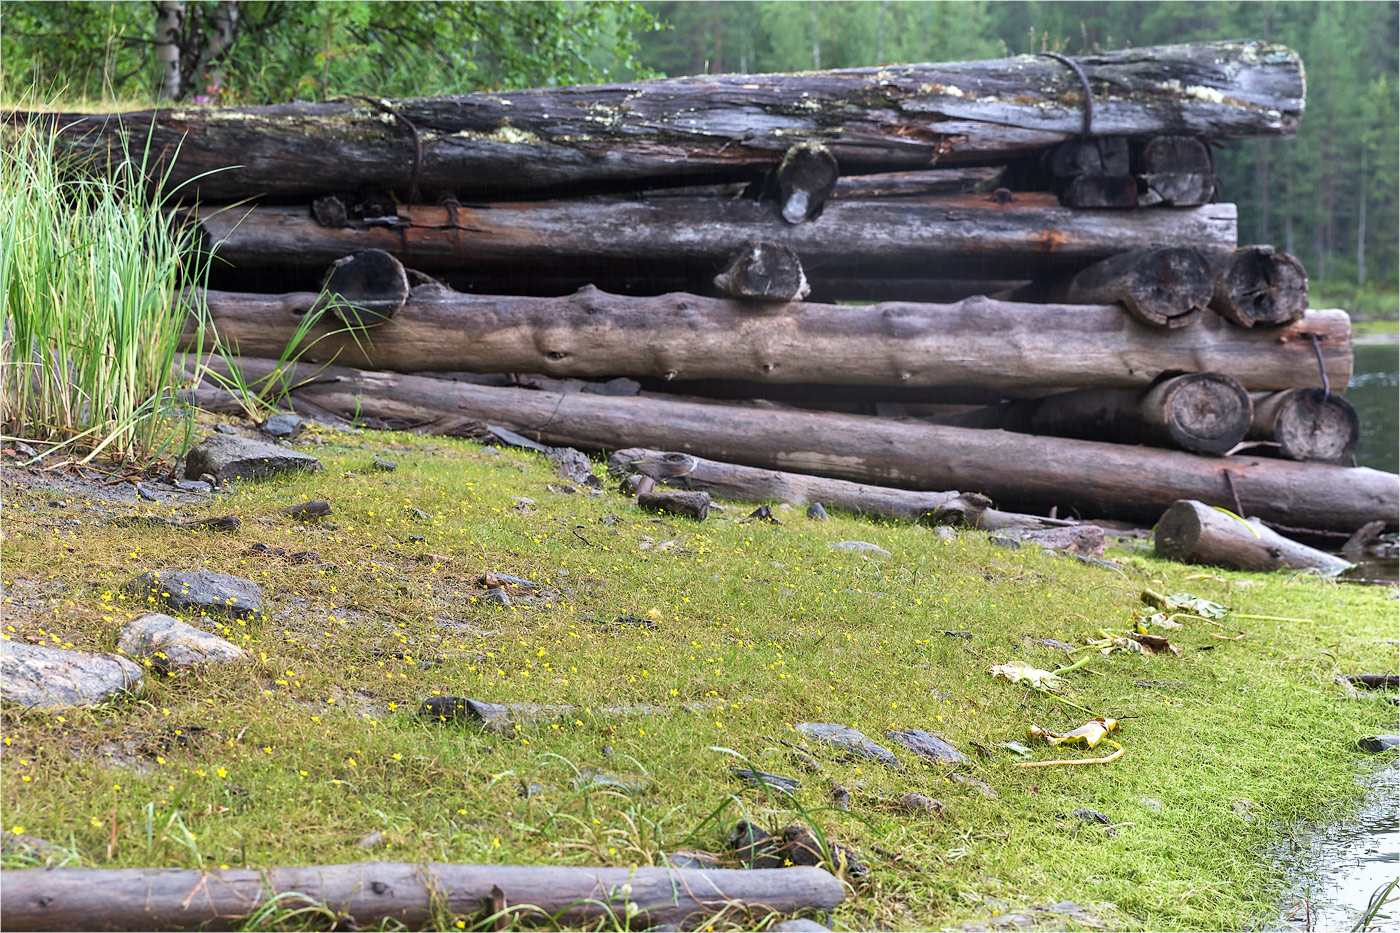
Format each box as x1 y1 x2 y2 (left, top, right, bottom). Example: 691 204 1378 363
1 115 205 464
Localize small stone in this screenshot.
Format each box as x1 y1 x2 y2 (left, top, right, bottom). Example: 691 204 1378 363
404 507 430 520
737 505 783 524
1 641 143 709
771 920 831 932
480 589 511 607
282 500 332 521
517 781 546 798
951 773 998 798
1358 735 1399 753
355 830 384 850
806 502 829 521
1072 807 1112 825
1140 797 1165 812
174 480 213 494
662 850 723 870
887 729 969 765
214 424 239 435
796 722 902 770
185 433 321 483
830 783 851 810
198 473 218 487
117 613 247 671
828 541 891 558
1 830 56 861
732 768 801 794
126 570 263 620
259 413 304 439
135 485 160 502
573 768 651 795
933 526 957 542
897 793 944 814
514 497 536 508
373 460 397 472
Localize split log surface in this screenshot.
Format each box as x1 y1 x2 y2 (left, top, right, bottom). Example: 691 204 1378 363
1209 246 1308 327
28 41 1304 200
0 862 844 931
937 373 1254 455
184 358 1398 532
1248 389 1360 463
185 287 1352 393
192 196 1238 285
1152 498 1354 575
610 447 1071 531
1040 247 1214 328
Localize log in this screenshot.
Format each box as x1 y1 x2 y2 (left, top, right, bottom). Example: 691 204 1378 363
1248 388 1360 464
317 248 409 325
184 357 1399 531
714 242 810 302
1152 498 1354 575
24 41 1304 201
1137 135 1215 207
1045 137 1137 208
190 195 1239 286
775 142 839 223
0 862 844 931
1037 246 1214 328
1210 246 1309 327
636 490 711 520
185 287 1353 393
937 373 1255 455
608 447 1072 532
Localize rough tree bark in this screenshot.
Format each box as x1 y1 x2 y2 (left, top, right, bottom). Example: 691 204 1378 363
184 287 1352 393
190 195 1238 286
26 41 1304 200
1153 498 1354 575
183 357 1398 532
1028 246 1214 328
0 863 843 931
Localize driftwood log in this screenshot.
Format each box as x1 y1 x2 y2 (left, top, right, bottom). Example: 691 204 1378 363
191 195 1238 287
185 287 1352 393
1152 498 1354 575
1247 389 1360 464
609 447 1071 532
27 41 1304 200
1209 246 1309 327
935 373 1254 455
0 863 844 931
183 357 1398 532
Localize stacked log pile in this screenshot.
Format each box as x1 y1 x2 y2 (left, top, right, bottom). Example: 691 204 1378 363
26 40 1397 545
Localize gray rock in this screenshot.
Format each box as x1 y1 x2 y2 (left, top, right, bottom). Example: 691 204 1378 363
897 793 945 814
117 613 247 670
214 424 239 435
662 850 722 870
951 773 998 798
404 507 430 520
1358 735 1399 753
1072 807 1112 825
933 525 957 542
126 570 263 620
174 480 213 494
479 589 511 607
373 460 397 472
185 433 321 483
806 502 829 521
771 921 831 932
573 768 651 795
1 830 56 861
547 447 602 488
259 413 304 439
732 768 801 794
1 641 143 708
355 830 385 850
887 729 969 765
828 540 891 558
795 722 902 770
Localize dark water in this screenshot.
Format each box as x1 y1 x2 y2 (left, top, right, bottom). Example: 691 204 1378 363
1351 341 1400 474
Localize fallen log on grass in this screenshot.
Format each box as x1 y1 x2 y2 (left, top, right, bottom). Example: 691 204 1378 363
0 862 844 931
1152 498 1354 575
609 447 1071 532
183 358 1398 532
190 195 1237 286
185 287 1352 393
1247 388 1359 464
28 41 1303 200
934 373 1254 456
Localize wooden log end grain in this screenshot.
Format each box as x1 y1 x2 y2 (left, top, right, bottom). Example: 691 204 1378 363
714 242 811 302
1210 246 1308 327
1137 135 1216 207
1250 388 1360 464
1145 371 1253 455
319 249 410 326
777 142 839 224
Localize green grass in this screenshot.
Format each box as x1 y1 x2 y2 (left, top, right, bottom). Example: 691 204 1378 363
1313 278 1400 323
1 423 1394 931
0 105 208 465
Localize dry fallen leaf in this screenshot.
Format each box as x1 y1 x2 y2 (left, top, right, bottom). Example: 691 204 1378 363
990 662 1064 691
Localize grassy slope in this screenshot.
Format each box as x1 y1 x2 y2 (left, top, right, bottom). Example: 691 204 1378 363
1 422 1394 931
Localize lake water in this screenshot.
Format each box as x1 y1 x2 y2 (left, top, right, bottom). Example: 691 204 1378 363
1351 341 1399 474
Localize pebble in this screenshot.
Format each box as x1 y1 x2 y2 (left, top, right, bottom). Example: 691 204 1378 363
806 502 829 521
480 589 511 607
259 413 304 439
828 541 892 558
373 460 397 472
355 831 385 850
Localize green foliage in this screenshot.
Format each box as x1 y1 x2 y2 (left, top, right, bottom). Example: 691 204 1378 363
1 1 660 103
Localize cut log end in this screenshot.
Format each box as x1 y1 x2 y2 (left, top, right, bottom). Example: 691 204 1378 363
777 142 839 224
713 242 811 302
1152 372 1253 455
1137 136 1216 207
320 249 410 326
1127 247 1214 328
1210 246 1308 328
1251 388 1360 464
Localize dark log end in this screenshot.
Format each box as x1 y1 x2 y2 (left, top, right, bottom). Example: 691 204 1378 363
1060 174 1139 208
1049 137 1130 178
1211 246 1309 327
1156 372 1253 455
1127 247 1213 328
1152 499 1205 561
777 142 839 224
1270 389 1360 463
714 242 811 302
321 249 410 326
1136 136 1216 206
312 195 349 228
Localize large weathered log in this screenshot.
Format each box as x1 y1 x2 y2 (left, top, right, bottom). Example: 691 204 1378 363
185 287 1351 393
937 373 1255 455
0 862 844 931
609 447 1070 532
1029 246 1214 328
1248 389 1360 464
184 358 1398 531
192 195 1238 285
1136 135 1216 207
1209 246 1309 327
24 41 1303 200
1153 498 1354 575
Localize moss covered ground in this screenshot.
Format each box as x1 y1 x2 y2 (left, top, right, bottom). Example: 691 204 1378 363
1 419 1395 931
